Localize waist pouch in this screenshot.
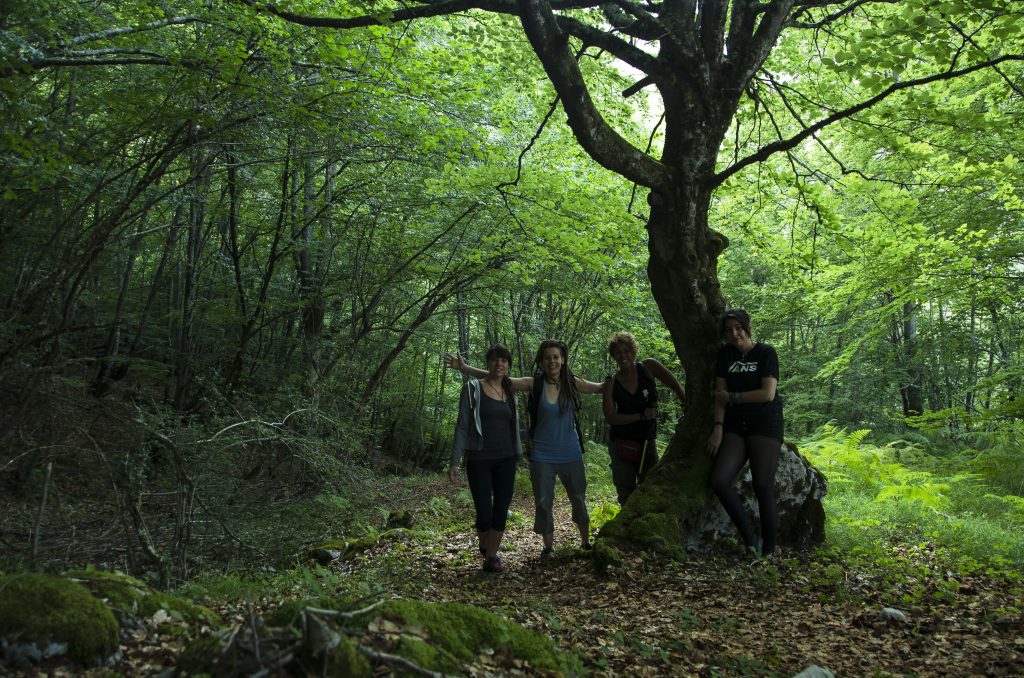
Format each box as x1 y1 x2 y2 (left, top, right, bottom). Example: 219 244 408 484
614 439 648 463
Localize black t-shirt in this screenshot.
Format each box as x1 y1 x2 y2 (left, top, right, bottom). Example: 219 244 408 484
715 342 783 438
610 362 658 442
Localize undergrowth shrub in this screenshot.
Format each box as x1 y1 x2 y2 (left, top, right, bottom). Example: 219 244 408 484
800 424 1024 568
960 425 1024 497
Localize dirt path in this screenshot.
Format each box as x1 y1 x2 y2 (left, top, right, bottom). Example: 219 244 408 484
369 479 1024 677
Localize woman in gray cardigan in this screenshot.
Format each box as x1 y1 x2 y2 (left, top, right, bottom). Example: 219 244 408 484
449 344 523 573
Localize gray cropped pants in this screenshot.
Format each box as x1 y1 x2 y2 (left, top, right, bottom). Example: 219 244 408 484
529 458 589 535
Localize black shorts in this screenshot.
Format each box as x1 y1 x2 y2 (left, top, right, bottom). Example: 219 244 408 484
723 415 783 442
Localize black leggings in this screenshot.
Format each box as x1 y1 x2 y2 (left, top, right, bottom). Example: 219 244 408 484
465 455 517 533
710 433 780 555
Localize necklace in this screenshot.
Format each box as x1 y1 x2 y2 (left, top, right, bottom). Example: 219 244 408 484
483 380 505 400
544 377 559 386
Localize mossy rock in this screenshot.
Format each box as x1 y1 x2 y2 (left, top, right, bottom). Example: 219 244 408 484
65 569 220 626
301 537 377 566
295 624 375 678
0 572 119 665
354 599 564 675
592 539 624 572
263 596 342 628
325 633 372 677
388 635 460 674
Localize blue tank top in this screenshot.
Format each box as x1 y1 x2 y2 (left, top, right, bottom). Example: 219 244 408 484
531 390 583 463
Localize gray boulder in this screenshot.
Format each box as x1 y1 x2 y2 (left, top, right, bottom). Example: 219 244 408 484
685 441 827 553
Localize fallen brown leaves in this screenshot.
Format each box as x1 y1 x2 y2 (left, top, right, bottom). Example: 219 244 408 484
367 487 1024 677
3 479 1022 677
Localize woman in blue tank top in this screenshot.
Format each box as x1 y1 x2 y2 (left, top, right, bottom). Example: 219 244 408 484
447 339 605 560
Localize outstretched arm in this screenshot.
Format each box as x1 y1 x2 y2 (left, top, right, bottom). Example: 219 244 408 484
641 358 685 401
443 352 533 391
574 375 606 395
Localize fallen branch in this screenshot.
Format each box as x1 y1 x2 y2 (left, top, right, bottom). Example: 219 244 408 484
357 643 447 678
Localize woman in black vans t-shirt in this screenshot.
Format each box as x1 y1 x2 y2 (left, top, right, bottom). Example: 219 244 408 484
706 309 783 556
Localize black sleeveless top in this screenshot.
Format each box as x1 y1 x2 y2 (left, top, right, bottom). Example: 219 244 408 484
609 362 658 442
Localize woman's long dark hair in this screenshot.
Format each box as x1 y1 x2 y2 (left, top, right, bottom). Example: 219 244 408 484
533 339 580 414
485 343 516 416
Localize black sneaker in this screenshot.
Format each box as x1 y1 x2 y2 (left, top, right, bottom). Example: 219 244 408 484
483 556 504 573
581 540 593 551
539 547 554 561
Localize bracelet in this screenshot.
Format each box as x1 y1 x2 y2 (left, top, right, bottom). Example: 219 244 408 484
728 391 740 405
714 421 724 426
639 412 646 422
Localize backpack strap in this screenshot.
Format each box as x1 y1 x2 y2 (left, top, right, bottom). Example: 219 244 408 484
527 372 544 439
636 360 658 406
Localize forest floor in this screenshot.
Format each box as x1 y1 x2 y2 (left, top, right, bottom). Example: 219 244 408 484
362 478 1024 677
3 475 1024 677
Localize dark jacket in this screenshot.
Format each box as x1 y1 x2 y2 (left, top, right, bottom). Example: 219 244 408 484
450 379 524 468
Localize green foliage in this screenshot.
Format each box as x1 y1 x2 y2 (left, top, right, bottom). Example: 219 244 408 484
182 565 353 607
800 426 1024 567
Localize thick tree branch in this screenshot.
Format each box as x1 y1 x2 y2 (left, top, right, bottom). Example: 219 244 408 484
788 0 895 29
26 56 176 69
0 16 204 76
601 1 664 41
555 15 660 74
67 15 204 46
699 0 728 73
716 53 1024 185
236 0 602 28
517 0 670 189
725 0 796 90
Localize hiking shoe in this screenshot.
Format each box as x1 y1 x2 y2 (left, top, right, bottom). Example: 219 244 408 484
483 556 504 573
539 547 554 561
581 540 593 551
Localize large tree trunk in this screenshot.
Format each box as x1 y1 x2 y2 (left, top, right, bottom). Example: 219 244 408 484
599 182 826 556
598 182 725 552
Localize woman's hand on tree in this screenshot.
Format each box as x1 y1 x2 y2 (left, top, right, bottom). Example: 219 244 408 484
706 426 723 457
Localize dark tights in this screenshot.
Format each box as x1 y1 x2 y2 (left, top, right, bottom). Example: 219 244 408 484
465 456 517 532
710 433 780 555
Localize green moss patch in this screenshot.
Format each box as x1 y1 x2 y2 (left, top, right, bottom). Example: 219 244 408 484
302 537 378 567
323 633 373 677
599 433 712 557
0 572 119 665
65 568 220 626
592 539 624 572
357 599 564 674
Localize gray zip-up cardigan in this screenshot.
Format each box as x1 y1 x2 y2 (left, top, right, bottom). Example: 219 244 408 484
450 379 524 468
